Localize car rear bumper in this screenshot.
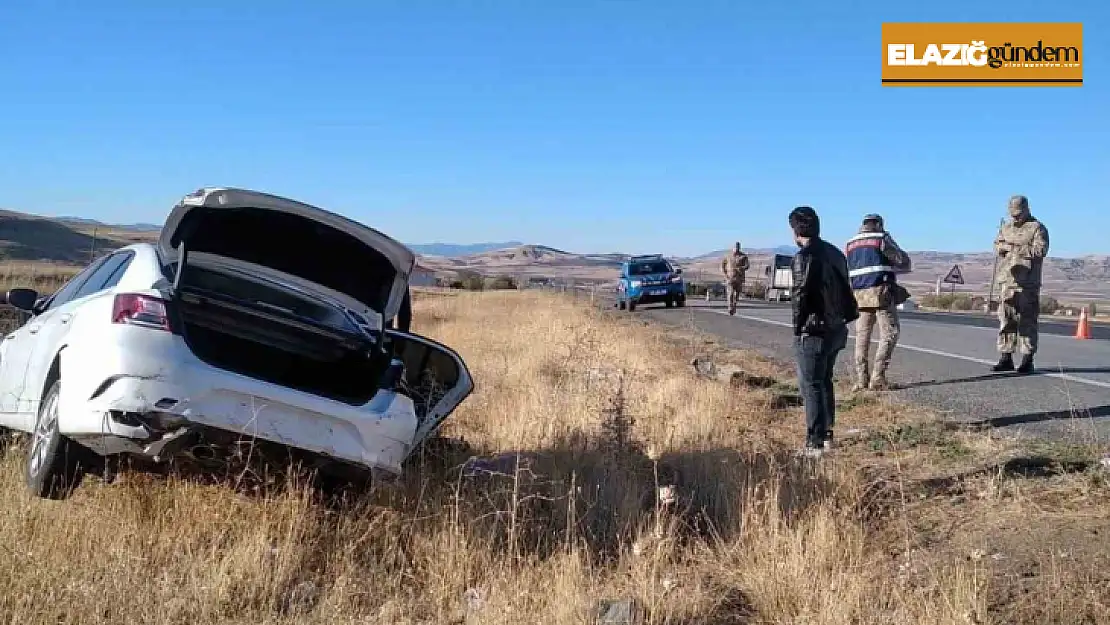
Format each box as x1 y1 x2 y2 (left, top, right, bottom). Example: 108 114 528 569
57 329 418 474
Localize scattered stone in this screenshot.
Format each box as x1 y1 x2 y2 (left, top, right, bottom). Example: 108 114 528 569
768 393 804 410
725 369 779 389
691 357 786 391
1099 456 1110 470
596 598 643 624
690 357 717 377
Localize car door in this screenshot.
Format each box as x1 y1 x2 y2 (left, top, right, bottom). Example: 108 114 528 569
384 329 474 451
16 251 135 425
0 256 110 428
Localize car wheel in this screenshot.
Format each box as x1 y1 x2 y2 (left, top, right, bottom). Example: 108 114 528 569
628 301 637 312
618 300 627 310
26 380 84 500
665 299 674 308
676 296 686 308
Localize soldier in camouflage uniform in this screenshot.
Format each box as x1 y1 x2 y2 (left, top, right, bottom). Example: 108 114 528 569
991 195 1049 374
845 214 911 392
721 242 750 315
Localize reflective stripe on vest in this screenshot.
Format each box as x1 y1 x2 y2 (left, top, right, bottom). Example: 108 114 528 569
845 233 894 290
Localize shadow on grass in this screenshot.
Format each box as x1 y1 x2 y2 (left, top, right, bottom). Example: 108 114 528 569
915 456 1095 497
397 428 844 567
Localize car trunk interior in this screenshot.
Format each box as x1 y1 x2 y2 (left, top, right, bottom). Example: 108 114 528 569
166 206 400 314
174 264 390 405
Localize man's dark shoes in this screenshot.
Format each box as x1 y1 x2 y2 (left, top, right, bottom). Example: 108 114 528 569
1017 354 1035 375
797 440 824 459
991 354 1014 372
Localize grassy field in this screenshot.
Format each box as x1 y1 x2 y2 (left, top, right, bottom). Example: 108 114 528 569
1 290 1109 623
0 261 80 295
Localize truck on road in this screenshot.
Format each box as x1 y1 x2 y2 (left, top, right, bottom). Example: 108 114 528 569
764 253 794 301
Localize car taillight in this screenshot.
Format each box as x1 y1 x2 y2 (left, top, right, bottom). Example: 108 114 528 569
112 293 172 331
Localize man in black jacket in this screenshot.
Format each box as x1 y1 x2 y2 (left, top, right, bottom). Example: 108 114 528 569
788 206 859 456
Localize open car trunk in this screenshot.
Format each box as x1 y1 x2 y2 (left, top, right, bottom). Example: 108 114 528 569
158 188 421 405
168 263 473 434
174 261 392 405
160 187 415 322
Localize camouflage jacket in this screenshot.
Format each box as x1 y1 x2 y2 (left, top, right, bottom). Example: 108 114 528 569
721 252 750 281
994 217 1049 291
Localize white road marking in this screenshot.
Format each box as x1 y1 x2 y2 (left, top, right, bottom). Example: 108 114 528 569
708 308 1110 392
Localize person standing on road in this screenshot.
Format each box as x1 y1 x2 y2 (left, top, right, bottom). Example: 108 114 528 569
845 214 912 392
721 242 750 315
991 195 1049 374
788 206 858 456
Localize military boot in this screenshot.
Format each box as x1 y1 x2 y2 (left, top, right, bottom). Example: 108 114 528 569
869 358 893 391
851 363 869 393
991 353 1015 372
869 375 891 391
1017 354 1035 374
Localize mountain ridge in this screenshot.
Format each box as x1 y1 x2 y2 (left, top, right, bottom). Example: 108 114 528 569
1 208 1107 303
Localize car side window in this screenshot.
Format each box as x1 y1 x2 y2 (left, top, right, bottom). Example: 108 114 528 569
42 256 111 312
98 252 134 291
71 252 133 301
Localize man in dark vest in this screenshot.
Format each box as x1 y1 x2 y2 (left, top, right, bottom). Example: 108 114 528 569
845 214 911 392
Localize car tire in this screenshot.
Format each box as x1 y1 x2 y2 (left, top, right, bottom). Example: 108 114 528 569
618 300 627 310
676 296 686 308
628 301 637 312
665 299 674 308
26 380 85 500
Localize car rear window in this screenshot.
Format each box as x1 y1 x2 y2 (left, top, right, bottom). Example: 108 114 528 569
630 261 670 275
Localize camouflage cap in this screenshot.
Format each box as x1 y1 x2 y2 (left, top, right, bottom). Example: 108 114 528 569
862 213 884 228
1008 195 1029 211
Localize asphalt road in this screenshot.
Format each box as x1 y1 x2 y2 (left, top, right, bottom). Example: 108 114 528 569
632 298 1110 441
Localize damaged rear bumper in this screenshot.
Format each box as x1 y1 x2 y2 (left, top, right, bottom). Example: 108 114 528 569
60 369 418 475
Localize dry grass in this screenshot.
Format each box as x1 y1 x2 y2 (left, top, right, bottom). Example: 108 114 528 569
0 262 79 295
0 290 1108 624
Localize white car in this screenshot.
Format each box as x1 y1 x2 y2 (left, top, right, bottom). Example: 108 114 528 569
0 187 473 499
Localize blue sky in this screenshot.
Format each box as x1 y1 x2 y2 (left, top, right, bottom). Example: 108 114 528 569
0 1 1105 257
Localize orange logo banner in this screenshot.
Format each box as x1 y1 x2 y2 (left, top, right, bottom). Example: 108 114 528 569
881 23 1083 87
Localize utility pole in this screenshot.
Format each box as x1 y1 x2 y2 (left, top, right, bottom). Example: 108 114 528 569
87 226 99 263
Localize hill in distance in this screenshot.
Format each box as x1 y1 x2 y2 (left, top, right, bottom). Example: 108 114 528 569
1 208 1107 304
0 209 160 264
407 241 523 257
55 216 162 232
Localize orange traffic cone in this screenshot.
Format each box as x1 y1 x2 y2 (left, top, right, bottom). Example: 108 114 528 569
1075 307 1092 340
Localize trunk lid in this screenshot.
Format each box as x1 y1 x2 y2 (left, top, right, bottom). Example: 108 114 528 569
160 187 415 321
